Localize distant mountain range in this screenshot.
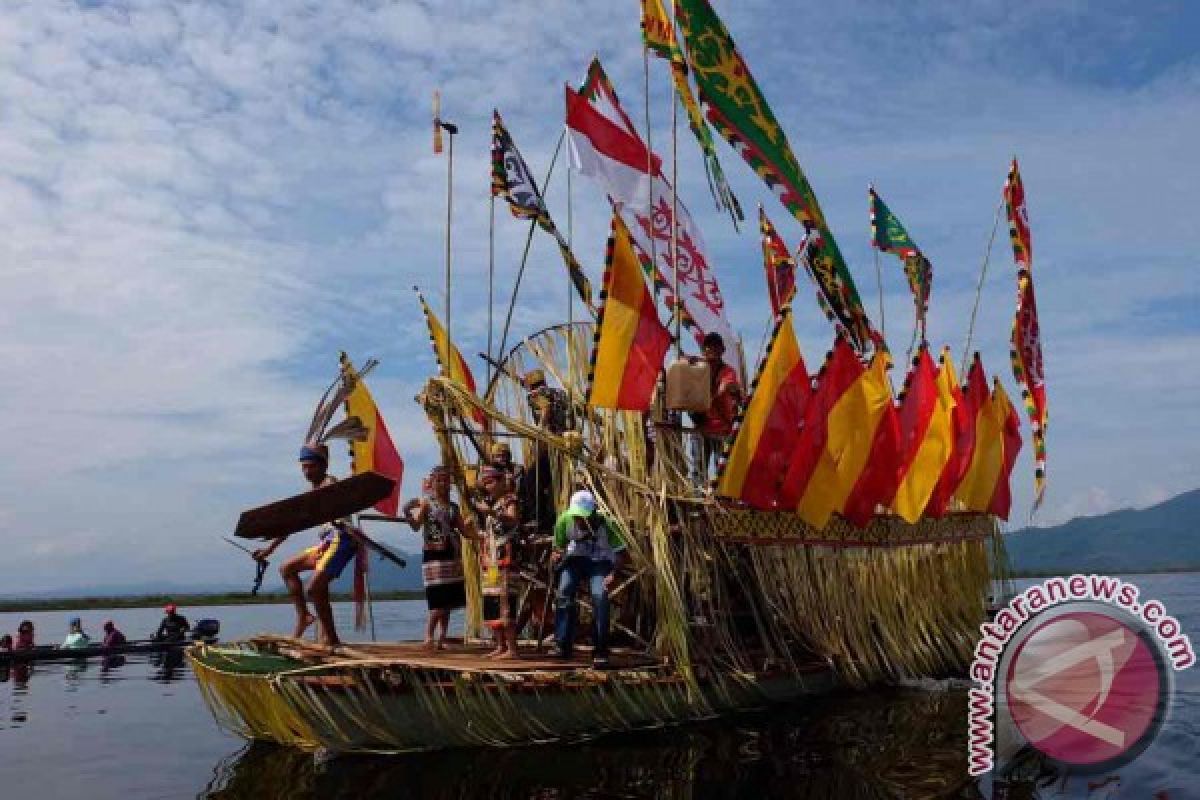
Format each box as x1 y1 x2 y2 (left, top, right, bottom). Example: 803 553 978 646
10 490 1198 599
1005 488 1200 575
3 549 423 600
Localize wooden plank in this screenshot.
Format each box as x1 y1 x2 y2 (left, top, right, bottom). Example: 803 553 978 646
234 472 396 540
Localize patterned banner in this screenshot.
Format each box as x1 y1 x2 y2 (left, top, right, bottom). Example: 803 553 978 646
675 0 879 353
491 110 595 312
759 206 797 315
1004 159 1047 510
568 59 741 373
869 186 932 340
641 0 741 222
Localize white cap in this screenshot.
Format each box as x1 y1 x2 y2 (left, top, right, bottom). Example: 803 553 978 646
568 490 597 515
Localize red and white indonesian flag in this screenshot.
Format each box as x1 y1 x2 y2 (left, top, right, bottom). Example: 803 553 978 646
566 59 741 374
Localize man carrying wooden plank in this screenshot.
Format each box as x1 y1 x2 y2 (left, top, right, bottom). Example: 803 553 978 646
254 444 362 647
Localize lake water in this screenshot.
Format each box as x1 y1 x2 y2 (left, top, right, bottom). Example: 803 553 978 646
1 574 1196 799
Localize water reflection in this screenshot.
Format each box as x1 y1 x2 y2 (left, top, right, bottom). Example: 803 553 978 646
201 689 987 799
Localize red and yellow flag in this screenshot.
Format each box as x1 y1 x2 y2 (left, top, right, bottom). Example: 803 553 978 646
586 214 672 411
340 355 404 516
958 373 1023 520
782 338 893 529
892 347 957 523
841 354 900 527
925 349 974 517
759 206 797 316
416 288 486 426
715 307 809 509
780 338 860 517
1005 159 1047 510
987 379 1024 520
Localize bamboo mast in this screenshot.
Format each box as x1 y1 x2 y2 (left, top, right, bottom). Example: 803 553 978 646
566 141 576 419
670 75 681 356
961 197 1005 368
493 130 567 389
487 195 496 388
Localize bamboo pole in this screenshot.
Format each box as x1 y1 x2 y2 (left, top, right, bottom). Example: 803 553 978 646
961 198 1004 368
670 75 681 355
487 194 495 388
493 129 567 389
444 128 455 356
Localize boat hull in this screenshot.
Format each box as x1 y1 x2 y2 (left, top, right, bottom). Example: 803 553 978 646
189 638 835 754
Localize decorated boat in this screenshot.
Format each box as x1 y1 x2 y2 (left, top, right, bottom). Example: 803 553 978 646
190 0 1046 755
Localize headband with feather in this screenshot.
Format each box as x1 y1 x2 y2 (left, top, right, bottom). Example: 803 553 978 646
303 357 378 449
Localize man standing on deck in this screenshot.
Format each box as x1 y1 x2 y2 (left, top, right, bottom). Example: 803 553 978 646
252 444 361 648
521 370 568 532
551 490 628 668
691 333 742 480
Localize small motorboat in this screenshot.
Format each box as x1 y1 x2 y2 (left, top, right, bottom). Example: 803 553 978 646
0 618 219 664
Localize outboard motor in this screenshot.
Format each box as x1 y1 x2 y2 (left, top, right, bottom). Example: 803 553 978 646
191 619 220 642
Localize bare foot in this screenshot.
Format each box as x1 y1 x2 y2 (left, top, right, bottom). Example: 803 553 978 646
435 640 447 651
293 611 316 638
422 639 437 652
495 650 521 661
485 647 507 659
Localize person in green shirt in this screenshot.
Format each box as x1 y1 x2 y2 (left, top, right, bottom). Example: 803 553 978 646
61 617 90 649
551 490 628 668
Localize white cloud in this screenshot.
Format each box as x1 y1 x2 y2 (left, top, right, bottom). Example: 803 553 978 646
0 1 1195 590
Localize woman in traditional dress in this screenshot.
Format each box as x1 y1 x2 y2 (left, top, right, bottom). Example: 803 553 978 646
403 466 478 651
471 465 523 659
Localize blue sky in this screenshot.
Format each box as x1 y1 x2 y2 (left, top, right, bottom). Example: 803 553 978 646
0 1 1197 592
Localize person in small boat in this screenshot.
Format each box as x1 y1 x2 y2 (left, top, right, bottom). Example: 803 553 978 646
691 332 742 479
471 465 522 659
62 617 90 649
551 489 628 668
101 620 127 648
14 620 34 650
253 443 362 648
154 604 190 642
402 465 480 651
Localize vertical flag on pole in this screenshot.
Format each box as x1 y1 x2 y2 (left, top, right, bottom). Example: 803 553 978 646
869 186 932 342
586 214 673 410
759 206 797 316
924 349 974 518
715 306 810 509
491 111 595 313
891 346 957 523
565 59 741 373
339 354 404 516
1005 159 1047 511
640 0 741 221
675 0 880 354
415 287 487 427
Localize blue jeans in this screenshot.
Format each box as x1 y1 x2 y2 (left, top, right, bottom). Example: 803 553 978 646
554 557 613 657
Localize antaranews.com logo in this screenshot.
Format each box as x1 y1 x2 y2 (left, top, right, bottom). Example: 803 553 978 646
968 574 1194 775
